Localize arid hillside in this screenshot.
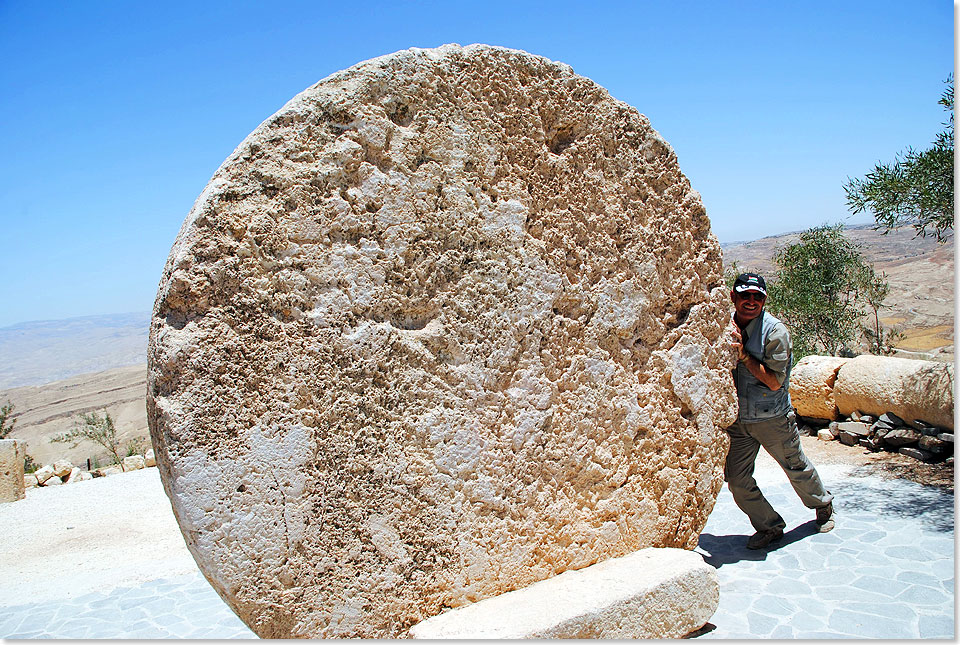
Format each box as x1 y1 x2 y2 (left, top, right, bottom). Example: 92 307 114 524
722 225 954 360
1 365 148 467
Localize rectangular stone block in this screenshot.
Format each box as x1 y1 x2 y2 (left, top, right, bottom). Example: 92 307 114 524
409 548 718 639
0 439 27 503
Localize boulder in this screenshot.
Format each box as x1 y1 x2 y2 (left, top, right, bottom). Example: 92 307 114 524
122 455 145 472
63 467 84 484
51 459 74 478
0 440 27 503
789 356 849 421
144 449 156 467
24 473 38 489
34 464 55 485
96 465 123 477
43 475 63 486
817 428 835 442
834 356 953 430
147 44 737 638
408 548 718 639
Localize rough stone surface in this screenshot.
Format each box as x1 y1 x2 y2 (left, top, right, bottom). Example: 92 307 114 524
146 44 736 638
34 464 54 485
834 356 954 430
408 547 718 639
52 459 74 478
899 447 935 462
122 455 146 472
0 440 26 503
883 427 921 448
63 467 83 484
789 356 849 421
837 421 870 437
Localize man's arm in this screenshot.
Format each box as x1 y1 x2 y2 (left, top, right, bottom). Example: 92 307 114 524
731 320 785 391
738 352 783 391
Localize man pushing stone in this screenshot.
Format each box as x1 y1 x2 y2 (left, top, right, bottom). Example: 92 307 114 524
726 273 835 549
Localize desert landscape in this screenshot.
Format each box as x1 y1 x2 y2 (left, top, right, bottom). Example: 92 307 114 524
0 224 953 474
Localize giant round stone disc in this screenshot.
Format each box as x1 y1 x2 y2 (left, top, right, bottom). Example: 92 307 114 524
147 44 737 638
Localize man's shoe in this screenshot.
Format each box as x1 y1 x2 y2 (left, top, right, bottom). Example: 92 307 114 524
816 502 835 533
746 529 783 550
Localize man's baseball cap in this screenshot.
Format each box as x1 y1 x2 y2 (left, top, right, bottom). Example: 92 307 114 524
733 273 767 296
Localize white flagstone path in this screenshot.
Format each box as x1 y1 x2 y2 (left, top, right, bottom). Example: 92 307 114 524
0 462 953 639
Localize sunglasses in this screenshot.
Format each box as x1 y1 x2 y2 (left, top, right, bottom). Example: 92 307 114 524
737 291 766 302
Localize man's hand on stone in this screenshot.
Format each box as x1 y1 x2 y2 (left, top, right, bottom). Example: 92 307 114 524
730 321 746 362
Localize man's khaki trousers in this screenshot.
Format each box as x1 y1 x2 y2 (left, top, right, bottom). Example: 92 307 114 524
724 412 834 533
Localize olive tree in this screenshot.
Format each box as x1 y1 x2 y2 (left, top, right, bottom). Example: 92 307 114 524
51 411 126 466
844 75 954 242
769 224 892 362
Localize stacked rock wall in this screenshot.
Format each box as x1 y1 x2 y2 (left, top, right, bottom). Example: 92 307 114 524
147 44 736 638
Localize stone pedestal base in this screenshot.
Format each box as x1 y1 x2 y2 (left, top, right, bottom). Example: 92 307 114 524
409 547 718 639
0 439 27 503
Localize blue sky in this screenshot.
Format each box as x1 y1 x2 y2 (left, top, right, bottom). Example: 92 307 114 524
0 0 952 327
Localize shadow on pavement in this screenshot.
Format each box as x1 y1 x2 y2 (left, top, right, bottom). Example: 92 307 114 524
697 520 820 568
833 476 954 533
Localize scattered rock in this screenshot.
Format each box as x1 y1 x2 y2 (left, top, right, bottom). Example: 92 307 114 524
24 473 38 488
899 447 936 463
918 435 950 455
837 421 870 437
839 432 860 447
122 455 145 472
879 412 905 426
144 449 156 467
34 465 55 485
51 459 74 478
63 467 83 484
882 428 921 449
817 428 835 442
44 475 63 486
938 433 953 444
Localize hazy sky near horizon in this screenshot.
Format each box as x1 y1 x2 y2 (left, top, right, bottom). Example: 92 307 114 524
0 0 952 327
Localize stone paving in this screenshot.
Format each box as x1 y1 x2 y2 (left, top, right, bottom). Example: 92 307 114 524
695 463 955 639
0 463 953 639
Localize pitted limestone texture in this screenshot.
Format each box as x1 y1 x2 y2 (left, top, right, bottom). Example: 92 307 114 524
790 356 850 421
834 356 954 430
147 44 736 638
